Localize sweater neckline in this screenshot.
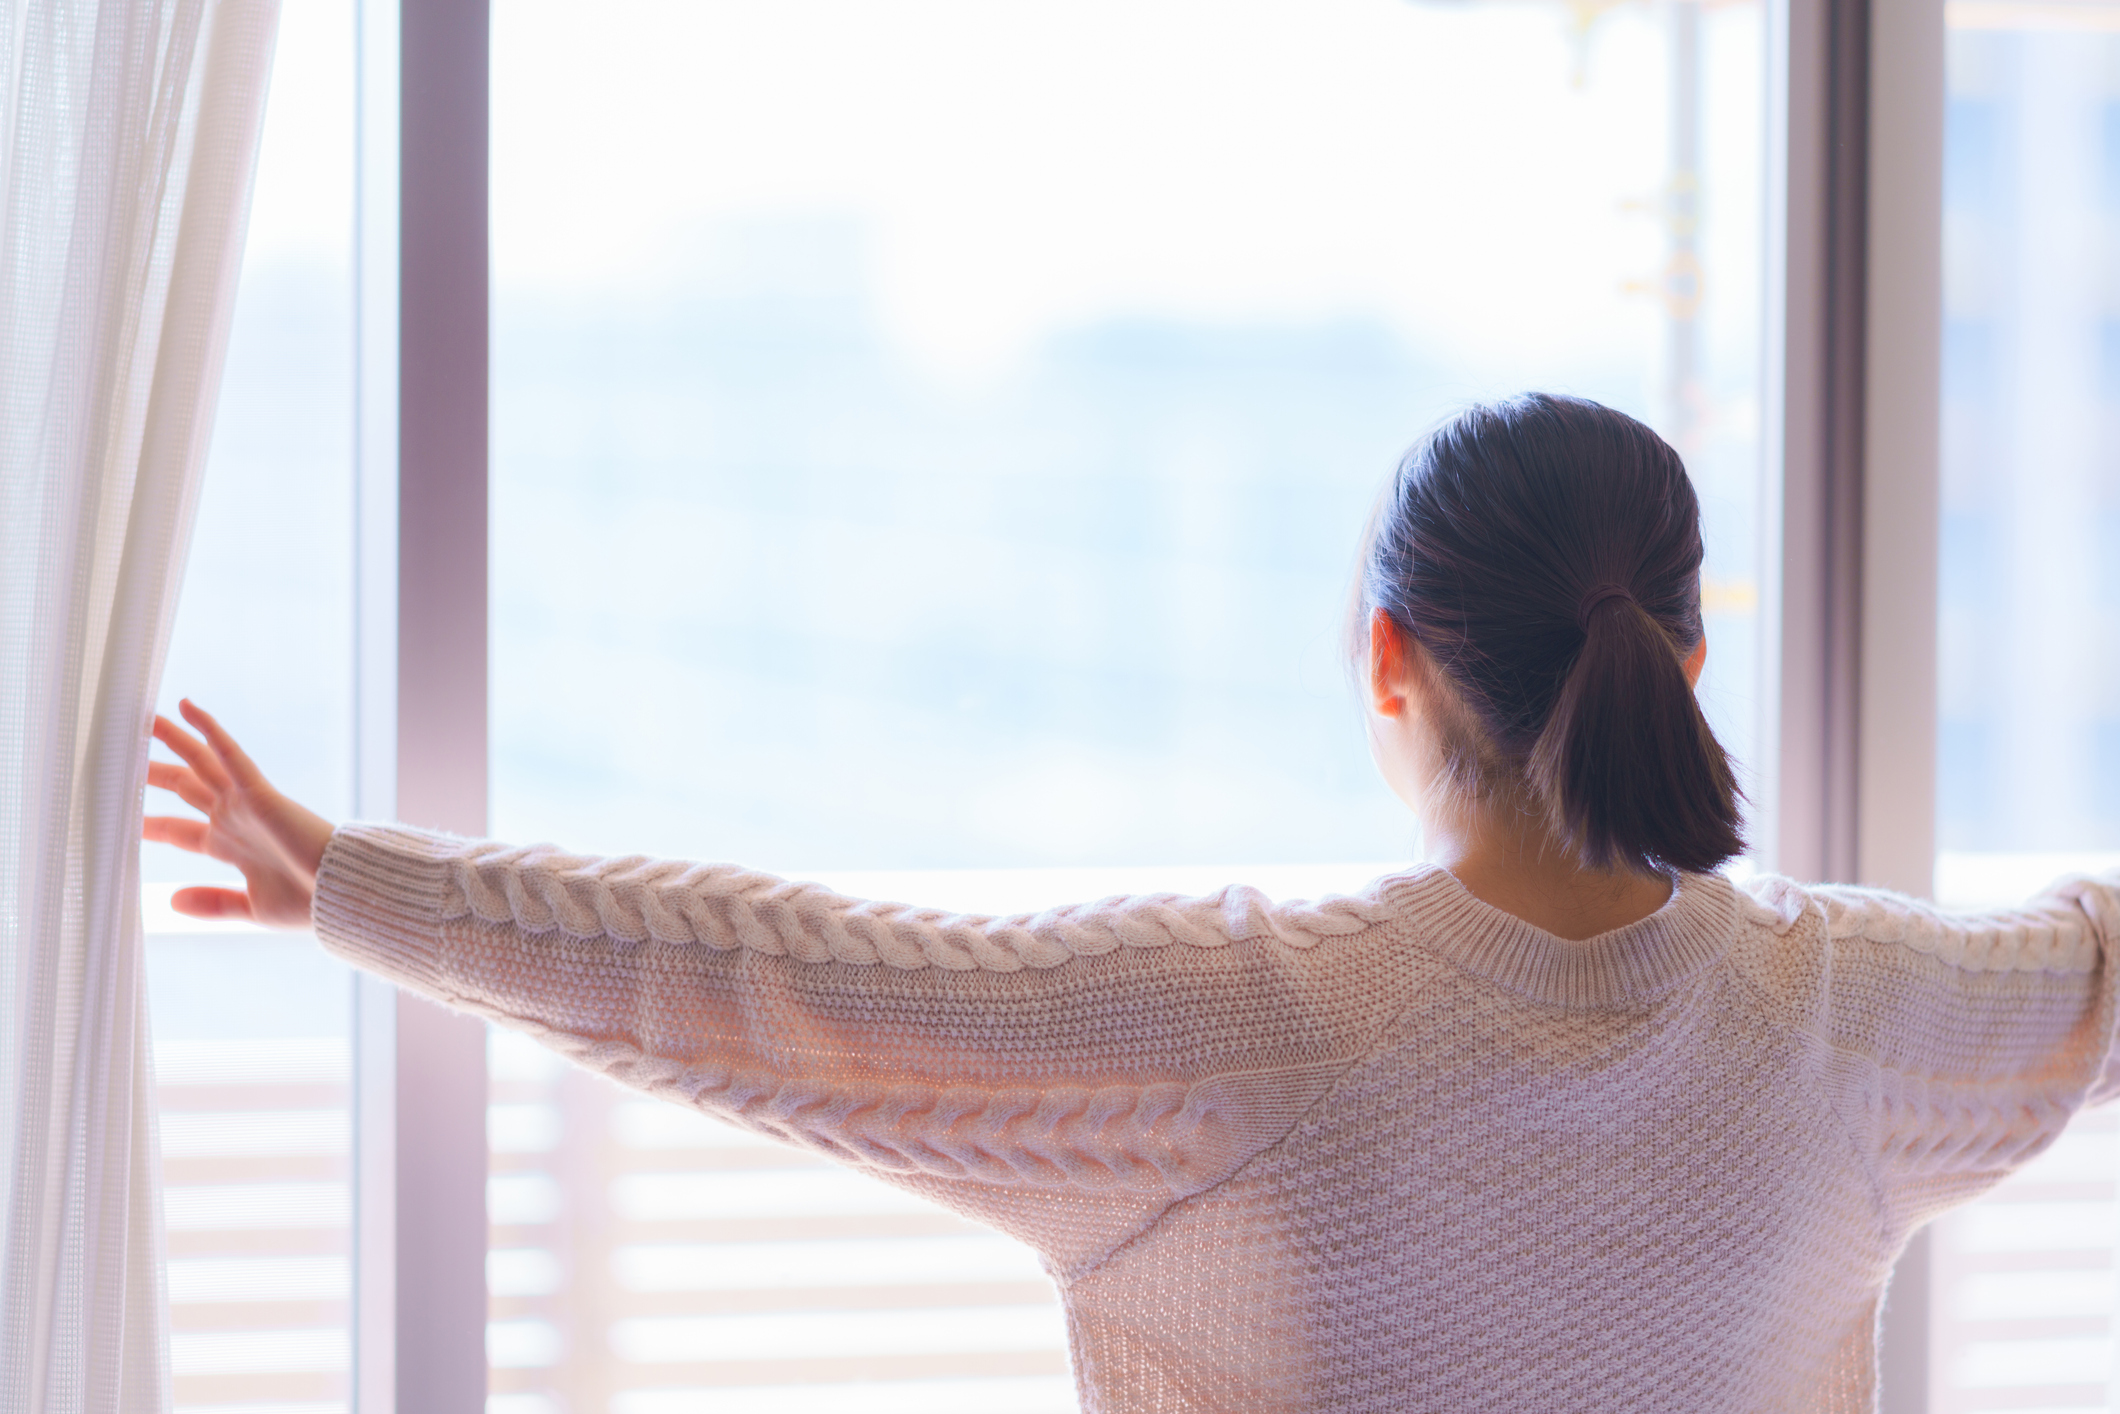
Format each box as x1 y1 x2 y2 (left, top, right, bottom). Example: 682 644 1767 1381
1377 863 1738 1008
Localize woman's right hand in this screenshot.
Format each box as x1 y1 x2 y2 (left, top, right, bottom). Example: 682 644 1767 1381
143 700 337 929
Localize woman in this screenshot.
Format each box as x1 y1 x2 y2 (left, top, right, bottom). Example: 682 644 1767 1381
148 393 2119 1412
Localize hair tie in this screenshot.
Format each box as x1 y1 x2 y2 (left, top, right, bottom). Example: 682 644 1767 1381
1577 583 1636 627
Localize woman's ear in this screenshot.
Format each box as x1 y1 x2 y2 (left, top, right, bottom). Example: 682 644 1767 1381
1369 609 1410 718
1683 633 1707 689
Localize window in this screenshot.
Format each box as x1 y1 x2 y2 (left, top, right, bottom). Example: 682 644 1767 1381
485 1 1769 1407
1927 11 2120 1411
147 4 2111 1411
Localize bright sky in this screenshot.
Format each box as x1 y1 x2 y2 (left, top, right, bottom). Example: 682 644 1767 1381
243 0 1762 386
243 0 354 261
482 0 1721 382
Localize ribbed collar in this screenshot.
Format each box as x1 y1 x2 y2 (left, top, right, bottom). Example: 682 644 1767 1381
1375 864 1739 1008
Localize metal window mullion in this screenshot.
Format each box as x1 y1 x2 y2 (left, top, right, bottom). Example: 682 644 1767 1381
1856 0 1942 904
354 1 491 1411
1770 0 1943 900
1769 0 1871 889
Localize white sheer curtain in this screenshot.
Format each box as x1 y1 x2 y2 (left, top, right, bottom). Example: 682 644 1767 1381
0 0 280 1408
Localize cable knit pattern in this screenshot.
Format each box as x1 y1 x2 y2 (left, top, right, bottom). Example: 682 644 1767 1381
492 1011 1263 1194
311 823 2120 1414
441 841 1388 969
1815 885 2102 971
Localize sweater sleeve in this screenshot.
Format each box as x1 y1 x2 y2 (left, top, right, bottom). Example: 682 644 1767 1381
311 823 1401 1272
1741 870 2120 1234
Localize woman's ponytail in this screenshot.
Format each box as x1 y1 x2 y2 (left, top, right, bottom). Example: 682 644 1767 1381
1361 394 1746 874
1526 590 1743 873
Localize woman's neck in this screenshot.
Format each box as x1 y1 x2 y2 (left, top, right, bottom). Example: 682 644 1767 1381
1422 802 1674 942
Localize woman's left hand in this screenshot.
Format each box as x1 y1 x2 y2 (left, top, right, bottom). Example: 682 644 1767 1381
143 700 337 929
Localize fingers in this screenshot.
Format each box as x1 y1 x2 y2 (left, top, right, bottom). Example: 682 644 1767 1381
169 886 254 922
143 815 211 852
179 700 264 788
152 714 230 792
146 760 213 812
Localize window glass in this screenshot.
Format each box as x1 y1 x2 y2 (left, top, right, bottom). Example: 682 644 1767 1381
1930 16 2120 1413
488 0 1770 869
487 1 1767 1408
145 2 358 1410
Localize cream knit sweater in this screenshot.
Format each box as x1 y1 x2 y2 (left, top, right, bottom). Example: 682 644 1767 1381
312 824 2120 1413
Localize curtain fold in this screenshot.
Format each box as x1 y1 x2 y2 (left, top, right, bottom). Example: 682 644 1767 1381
0 1 281 1409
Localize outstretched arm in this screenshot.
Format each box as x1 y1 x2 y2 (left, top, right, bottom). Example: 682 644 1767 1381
144 703 1408 1275
1741 873 2120 1236
144 700 335 927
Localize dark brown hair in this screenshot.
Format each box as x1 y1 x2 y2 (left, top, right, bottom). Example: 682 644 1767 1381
1358 393 1744 873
